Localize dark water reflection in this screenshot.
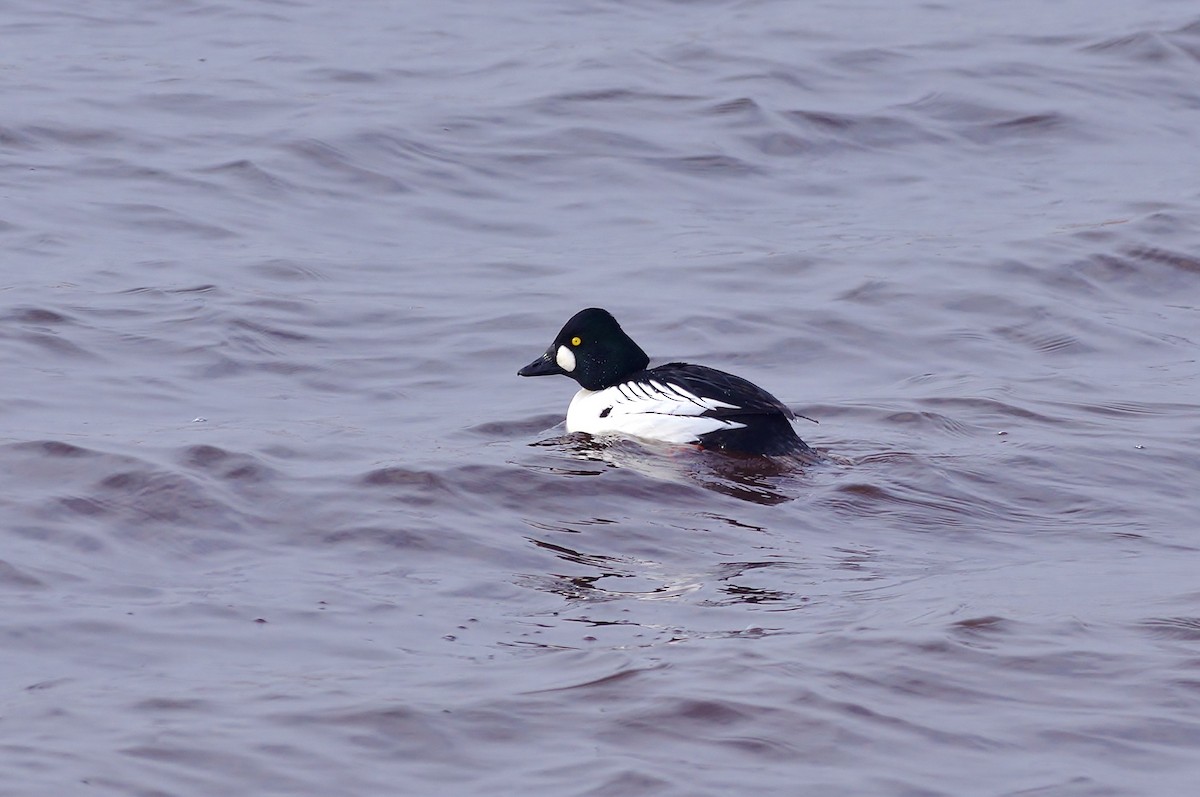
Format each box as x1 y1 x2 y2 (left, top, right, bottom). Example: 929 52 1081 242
530 432 827 504
3 0 1200 795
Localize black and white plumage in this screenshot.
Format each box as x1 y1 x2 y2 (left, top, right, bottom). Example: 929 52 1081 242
517 308 812 456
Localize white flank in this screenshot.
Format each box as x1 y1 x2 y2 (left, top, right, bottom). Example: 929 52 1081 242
566 382 746 444
555 344 576 373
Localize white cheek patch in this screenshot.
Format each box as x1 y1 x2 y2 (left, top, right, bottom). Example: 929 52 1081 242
555 344 576 373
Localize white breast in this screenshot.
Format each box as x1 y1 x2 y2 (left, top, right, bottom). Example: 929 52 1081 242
565 381 746 444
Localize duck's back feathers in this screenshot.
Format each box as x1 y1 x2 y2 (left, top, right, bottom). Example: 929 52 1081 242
643 363 796 420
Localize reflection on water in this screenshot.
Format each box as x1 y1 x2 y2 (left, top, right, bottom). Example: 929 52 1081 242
530 432 827 505
526 535 814 608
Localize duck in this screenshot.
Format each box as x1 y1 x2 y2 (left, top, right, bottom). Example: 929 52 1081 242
517 308 812 456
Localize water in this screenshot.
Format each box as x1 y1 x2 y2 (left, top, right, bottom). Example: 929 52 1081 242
3 1 1199 794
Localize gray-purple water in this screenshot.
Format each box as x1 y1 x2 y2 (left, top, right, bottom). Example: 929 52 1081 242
3 1 1200 795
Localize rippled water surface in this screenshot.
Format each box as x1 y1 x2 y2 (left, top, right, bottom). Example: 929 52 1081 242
3 1 1200 795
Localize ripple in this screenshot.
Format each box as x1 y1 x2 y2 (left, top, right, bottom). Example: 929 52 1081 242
4 306 74 325
179 445 276 484
1083 31 1189 63
1139 617 1200 641
198 159 299 196
0 559 46 589
98 202 237 239
642 154 764 178
784 108 940 148
995 321 1093 355
12 440 96 458
284 139 411 194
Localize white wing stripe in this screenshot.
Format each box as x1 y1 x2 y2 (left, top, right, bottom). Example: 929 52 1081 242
606 381 698 416
647 380 676 399
660 382 704 407
664 384 698 406
646 380 738 411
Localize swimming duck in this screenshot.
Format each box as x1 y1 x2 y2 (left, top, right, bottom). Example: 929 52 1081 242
518 308 811 456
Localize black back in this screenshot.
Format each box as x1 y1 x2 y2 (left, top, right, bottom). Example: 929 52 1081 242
632 362 811 456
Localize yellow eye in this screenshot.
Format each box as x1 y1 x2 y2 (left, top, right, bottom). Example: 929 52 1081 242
571 336 582 346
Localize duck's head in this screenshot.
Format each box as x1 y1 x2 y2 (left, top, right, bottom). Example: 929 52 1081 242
517 308 649 391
